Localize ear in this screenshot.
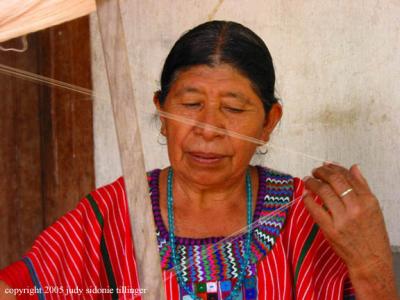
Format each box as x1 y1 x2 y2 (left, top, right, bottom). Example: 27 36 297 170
153 91 167 136
260 103 282 143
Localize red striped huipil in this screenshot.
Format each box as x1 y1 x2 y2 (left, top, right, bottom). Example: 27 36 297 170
0 167 355 299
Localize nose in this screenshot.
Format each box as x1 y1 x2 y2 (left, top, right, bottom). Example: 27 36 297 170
193 106 225 141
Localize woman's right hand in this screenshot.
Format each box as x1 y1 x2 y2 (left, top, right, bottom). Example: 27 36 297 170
0 281 15 300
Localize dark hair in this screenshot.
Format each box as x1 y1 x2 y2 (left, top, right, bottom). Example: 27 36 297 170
158 20 278 115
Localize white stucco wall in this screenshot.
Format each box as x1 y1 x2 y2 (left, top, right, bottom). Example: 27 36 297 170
90 0 400 246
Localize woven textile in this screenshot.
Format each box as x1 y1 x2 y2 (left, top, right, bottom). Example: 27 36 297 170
0 166 355 299
149 167 294 283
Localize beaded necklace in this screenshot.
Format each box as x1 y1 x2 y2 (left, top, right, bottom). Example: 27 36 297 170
167 167 253 300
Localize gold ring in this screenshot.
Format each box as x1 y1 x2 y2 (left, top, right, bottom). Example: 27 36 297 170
339 188 353 198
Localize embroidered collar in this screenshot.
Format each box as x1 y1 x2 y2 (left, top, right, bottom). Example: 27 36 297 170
148 166 294 283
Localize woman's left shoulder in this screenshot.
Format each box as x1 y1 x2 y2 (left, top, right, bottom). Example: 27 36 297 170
256 166 311 226
259 168 329 263
257 166 295 194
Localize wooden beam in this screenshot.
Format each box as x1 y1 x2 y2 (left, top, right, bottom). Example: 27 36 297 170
95 1 165 299
0 0 96 42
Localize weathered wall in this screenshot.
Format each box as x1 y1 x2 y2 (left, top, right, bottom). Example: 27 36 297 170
90 0 400 246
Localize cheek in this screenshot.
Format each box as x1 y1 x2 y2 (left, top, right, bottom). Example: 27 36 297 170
228 119 266 156
165 122 191 150
231 138 258 160
228 116 267 140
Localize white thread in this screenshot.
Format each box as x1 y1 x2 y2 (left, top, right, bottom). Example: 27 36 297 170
0 35 28 52
0 63 93 96
0 46 335 291
0 63 327 164
157 110 326 163
158 110 266 145
165 193 305 281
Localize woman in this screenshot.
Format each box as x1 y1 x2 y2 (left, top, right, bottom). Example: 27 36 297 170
0 21 398 300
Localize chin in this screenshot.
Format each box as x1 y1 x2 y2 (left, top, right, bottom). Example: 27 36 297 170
187 173 227 187
180 162 235 187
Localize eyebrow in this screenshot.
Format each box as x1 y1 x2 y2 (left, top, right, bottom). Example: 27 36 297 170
174 86 205 97
220 91 251 105
174 87 251 104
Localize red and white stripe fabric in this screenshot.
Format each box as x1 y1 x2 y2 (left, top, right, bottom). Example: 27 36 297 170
0 176 354 299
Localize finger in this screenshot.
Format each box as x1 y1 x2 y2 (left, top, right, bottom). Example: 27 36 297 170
302 192 333 231
324 163 371 195
349 164 372 194
312 165 358 201
303 176 346 216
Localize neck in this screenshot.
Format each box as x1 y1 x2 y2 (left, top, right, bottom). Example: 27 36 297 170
160 166 258 212
176 172 246 211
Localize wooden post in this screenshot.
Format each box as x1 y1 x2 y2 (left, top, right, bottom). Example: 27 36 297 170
95 1 166 299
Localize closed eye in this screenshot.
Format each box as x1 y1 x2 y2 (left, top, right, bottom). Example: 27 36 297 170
182 102 201 108
224 106 245 113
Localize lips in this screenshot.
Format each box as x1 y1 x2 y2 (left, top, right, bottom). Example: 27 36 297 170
188 151 227 164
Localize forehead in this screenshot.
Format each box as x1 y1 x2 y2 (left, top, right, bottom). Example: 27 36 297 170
168 64 261 100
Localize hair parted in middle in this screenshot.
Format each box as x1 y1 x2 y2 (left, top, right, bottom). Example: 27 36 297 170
158 20 278 115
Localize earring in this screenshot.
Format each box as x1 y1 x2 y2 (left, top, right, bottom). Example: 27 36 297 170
256 144 268 155
157 132 167 145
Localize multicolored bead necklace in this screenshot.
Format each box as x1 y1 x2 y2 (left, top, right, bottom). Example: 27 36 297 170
167 167 254 300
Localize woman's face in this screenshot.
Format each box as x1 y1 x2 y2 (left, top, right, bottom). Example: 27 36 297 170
155 64 281 187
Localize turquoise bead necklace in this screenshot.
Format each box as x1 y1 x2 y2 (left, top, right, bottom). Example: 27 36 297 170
167 167 254 300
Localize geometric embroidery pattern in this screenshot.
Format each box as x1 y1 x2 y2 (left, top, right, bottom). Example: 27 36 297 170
148 166 294 284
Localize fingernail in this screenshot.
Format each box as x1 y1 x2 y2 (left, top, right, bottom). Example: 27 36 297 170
302 190 309 198
303 176 311 182
355 163 362 172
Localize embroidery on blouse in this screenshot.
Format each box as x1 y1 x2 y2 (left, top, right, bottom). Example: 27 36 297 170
148 166 294 284
179 275 258 300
